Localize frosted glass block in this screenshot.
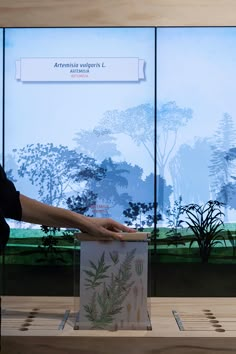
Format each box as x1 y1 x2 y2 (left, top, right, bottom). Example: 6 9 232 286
74 232 151 331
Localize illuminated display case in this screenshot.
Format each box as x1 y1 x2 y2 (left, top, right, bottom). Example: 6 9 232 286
74 232 151 330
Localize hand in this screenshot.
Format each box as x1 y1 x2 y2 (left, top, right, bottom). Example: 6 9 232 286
80 217 136 240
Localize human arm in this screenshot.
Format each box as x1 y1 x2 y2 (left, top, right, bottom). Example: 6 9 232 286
20 194 135 240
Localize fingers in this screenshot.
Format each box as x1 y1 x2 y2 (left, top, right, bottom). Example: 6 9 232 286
105 219 136 233
86 217 136 240
120 225 136 233
106 230 123 241
101 228 125 241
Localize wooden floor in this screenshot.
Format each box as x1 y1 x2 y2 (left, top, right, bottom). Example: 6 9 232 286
1 297 236 353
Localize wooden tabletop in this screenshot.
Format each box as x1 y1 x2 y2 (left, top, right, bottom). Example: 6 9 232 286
1 296 236 353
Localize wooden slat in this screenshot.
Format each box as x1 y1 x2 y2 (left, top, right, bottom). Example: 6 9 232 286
75 232 149 242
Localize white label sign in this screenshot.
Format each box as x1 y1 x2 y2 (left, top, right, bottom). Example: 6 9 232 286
15 57 145 82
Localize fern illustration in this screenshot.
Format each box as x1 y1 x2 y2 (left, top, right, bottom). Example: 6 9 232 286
83 252 110 289
84 248 136 329
109 250 119 264
83 292 98 322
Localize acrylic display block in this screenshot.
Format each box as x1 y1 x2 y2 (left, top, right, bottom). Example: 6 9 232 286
74 232 151 331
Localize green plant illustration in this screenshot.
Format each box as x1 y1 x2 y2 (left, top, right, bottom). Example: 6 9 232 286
166 196 185 246
84 252 110 289
109 250 119 264
181 200 226 263
83 248 136 329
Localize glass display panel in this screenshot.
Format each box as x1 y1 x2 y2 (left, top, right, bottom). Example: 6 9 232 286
3 27 155 269
156 27 236 264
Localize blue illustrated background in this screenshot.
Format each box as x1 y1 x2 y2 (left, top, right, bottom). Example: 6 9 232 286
3 28 155 227
156 27 236 224
1 27 236 265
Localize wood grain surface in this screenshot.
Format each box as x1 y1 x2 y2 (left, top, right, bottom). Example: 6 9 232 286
75 232 149 241
0 0 236 27
2 297 236 353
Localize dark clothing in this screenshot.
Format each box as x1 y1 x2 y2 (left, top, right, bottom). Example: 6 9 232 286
0 165 22 251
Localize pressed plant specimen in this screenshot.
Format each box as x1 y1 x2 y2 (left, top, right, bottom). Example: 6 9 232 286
83 249 136 329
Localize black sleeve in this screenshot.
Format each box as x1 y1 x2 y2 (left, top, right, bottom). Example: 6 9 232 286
0 165 22 221
0 214 10 252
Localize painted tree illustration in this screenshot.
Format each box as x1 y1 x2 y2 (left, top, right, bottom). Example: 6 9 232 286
73 129 121 162
97 104 154 161
14 143 104 207
217 181 236 210
157 101 192 211
169 138 212 204
156 174 172 212
14 143 77 206
114 162 145 200
123 201 157 230
88 158 132 216
209 113 236 220
97 102 192 212
5 168 17 183
3 153 19 183
217 146 236 211
116 164 170 212
65 150 105 186
66 190 97 216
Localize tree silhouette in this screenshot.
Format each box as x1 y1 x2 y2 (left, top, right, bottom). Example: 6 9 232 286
217 146 236 211
217 181 236 210
5 168 17 183
157 101 192 211
14 143 103 207
88 158 132 216
97 101 191 212
113 161 154 202
66 190 97 216
169 138 212 204
107 162 171 224
97 104 154 161
123 201 156 230
157 101 193 178
73 129 121 162
209 113 236 219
